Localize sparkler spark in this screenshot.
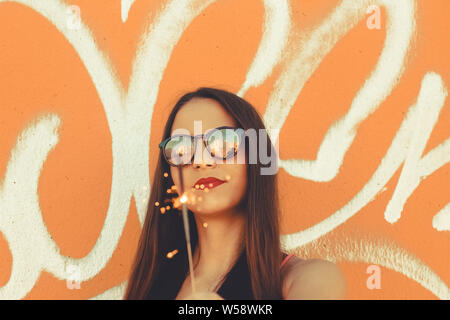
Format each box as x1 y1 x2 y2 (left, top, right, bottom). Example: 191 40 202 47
166 249 179 259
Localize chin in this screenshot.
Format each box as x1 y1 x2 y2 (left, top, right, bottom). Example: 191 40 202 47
191 203 236 215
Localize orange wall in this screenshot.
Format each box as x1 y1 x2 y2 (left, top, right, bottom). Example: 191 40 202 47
0 0 448 299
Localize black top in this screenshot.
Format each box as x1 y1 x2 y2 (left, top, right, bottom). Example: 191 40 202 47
144 211 288 300
184 250 288 300
215 248 255 300
145 248 288 300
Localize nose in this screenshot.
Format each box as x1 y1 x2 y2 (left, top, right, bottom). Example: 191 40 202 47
192 136 216 169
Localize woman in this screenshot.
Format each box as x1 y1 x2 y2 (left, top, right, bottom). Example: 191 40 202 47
124 87 346 300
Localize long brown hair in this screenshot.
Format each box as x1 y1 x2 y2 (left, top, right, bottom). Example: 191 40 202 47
124 87 283 299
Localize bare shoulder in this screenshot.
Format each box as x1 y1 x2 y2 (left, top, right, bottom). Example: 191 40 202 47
281 257 347 300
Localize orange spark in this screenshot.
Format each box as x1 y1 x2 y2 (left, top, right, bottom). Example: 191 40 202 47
166 249 179 259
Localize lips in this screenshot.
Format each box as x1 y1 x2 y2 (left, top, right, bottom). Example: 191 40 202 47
193 177 226 190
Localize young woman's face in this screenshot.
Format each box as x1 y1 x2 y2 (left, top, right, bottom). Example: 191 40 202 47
169 97 247 216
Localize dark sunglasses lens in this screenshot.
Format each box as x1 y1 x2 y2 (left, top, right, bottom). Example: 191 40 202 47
206 128 241 159
164 136 193 165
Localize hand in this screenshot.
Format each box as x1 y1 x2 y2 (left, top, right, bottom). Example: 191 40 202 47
180 291 224 300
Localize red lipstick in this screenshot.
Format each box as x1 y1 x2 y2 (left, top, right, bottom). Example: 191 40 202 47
193 177 226 190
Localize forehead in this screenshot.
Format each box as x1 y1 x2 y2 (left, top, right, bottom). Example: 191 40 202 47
171 97 237 136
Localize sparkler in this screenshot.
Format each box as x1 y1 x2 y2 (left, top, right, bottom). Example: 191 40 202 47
160 159 233 295
176 164 197 294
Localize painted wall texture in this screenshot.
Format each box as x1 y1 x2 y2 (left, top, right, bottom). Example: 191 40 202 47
0 0 449 300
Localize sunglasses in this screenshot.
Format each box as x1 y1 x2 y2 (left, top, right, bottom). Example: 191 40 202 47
158 126 245 166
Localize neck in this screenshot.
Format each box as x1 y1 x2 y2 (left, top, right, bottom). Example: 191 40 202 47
191 207 246 280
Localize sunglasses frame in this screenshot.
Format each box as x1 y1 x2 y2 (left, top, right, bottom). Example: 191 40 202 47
158 126 245 167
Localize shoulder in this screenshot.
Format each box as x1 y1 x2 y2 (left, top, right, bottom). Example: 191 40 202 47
281 256 347 300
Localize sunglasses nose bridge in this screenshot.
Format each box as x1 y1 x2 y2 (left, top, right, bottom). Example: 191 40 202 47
192 134 215 166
